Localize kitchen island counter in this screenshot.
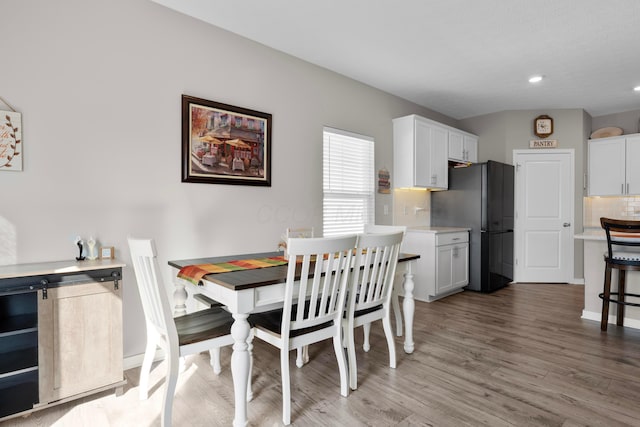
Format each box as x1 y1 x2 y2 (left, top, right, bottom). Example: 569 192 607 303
574 229 606 241
575 229 640 329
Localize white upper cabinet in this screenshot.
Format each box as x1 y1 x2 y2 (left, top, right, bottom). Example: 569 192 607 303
448 130 478 163
393 115 478 190
588 138 625 196
448 131 464 161
463 135 478 163
626 135 640 194
394 115 449 189
588 134 640 196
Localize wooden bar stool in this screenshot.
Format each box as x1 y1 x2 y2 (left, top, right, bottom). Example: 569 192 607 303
599 218 640 331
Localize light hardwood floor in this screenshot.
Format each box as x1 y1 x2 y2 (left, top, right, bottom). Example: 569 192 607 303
3 283 640 426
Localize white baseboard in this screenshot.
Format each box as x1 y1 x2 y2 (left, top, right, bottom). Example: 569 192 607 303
581 310 640 330
571 277 585 285
123 349 165 371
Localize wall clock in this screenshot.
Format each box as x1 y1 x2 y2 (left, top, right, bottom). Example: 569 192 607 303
534 115 553 138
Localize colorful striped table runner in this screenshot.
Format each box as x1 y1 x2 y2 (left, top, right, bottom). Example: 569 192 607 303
177 256 289 285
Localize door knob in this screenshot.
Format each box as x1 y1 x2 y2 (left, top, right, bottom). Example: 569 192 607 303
563 222 571 227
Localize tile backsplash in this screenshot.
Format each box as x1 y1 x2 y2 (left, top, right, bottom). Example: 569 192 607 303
391 192 640 229
584 196 640 227
392 188 430 227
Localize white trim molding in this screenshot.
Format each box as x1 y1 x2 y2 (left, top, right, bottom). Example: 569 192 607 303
582 310 640 330
123 349 165 371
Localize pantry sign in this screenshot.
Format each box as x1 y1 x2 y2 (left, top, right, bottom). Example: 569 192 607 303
0 110 22 171
529 139 558 149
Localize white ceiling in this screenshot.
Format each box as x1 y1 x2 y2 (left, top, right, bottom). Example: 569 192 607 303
151 0 640 120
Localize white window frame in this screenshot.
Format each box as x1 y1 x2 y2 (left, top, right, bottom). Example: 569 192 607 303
323 127 374 237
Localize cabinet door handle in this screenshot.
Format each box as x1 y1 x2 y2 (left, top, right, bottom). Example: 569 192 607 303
627 183 630 194
112 271 120 290
40 279 49 299
622 183 625 194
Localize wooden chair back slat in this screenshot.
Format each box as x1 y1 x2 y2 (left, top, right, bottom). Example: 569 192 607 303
285 236 357 335
128 238 177 343
349 232 403 313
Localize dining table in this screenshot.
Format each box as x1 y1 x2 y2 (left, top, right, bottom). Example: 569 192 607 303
168 250 419 427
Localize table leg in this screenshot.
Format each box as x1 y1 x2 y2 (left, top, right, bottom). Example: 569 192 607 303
402 262 415 354
231 313 251 427
172 279 188 372
392 287 403 337
173 279 188 317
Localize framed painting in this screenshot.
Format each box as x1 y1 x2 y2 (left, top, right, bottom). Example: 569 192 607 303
182 95 272 186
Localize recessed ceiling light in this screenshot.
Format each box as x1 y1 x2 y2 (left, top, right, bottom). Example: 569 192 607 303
529 76 543 83
634 86 640 92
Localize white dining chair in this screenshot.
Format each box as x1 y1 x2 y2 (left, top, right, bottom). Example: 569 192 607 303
344 231 403 390
128 238 248 427
363 224 406 338
295 225 406 369
251 235 356 425
285 227 315 368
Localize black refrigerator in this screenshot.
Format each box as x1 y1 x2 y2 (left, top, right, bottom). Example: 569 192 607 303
431 160 514 292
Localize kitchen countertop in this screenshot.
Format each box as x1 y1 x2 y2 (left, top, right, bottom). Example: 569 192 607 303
574 229 606 241
575 228 640 242
407 226 470 234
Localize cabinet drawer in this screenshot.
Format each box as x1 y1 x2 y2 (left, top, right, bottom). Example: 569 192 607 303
435 232 468 246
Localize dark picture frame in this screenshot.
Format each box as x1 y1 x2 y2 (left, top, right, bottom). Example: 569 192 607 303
182 95 272 186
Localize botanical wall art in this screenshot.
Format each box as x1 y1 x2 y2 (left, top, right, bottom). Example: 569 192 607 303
0 110 22 171
182 95 272 186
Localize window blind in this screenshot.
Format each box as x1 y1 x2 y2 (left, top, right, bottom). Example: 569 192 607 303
323 127 374 237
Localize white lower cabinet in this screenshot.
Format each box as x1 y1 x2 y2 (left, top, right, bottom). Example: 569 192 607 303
402 228 469 302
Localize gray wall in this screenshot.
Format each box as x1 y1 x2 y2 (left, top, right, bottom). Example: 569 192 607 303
4 0 637 359
459 109 590 281
1 0 449 358
456 112 508 162
592 109 640 134
459 107 640 282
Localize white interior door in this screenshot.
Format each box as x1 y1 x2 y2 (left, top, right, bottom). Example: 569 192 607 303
513 149 574 283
